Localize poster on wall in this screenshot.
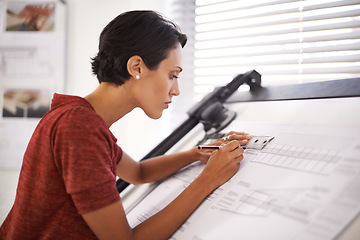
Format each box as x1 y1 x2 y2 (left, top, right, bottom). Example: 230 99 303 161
0 0 66 169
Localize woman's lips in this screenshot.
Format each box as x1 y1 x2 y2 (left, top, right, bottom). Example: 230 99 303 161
165 101 172 108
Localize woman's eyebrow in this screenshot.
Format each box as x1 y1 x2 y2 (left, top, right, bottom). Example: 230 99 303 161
176 66 183 72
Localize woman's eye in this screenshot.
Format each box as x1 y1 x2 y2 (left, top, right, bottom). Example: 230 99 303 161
170 75 179 80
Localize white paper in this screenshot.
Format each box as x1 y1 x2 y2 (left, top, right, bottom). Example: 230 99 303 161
126 120 360 240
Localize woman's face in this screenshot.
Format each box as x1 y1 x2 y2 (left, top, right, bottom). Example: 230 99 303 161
137 43 183 119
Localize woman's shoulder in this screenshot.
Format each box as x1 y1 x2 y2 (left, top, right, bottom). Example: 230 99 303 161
40 94 106 132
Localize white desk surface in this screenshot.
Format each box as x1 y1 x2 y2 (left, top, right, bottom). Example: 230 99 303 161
122 97 360 240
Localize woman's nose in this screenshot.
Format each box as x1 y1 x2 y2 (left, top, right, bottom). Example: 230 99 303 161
170 79 180 96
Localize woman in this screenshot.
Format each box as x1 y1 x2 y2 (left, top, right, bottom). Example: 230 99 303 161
0 10 250 239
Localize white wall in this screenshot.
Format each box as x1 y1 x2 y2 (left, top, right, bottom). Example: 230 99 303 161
65 0 179 160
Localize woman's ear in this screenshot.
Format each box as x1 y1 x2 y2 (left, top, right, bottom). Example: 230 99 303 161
127 55 142 80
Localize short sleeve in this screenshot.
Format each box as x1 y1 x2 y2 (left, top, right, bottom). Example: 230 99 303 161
52 107 121 214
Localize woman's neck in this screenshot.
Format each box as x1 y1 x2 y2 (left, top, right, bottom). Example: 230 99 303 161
84 82 137 128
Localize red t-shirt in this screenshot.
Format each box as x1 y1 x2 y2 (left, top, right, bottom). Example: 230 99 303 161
0 94 122 239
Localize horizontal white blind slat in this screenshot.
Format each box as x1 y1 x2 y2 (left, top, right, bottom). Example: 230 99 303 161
196 0 295 8
195 31 360 50
195 0 359 20
196 6 360 32
196 19 360 41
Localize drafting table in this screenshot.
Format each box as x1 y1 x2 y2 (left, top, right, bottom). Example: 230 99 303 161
121 77 360 240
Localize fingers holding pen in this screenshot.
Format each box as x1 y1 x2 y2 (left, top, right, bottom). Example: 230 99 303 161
202 140 245 189
221 140 245 163
202 140 245 163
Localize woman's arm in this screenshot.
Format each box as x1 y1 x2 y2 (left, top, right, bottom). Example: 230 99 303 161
116 147 203 185
116 131 251 185
83 140 244 240
117 131 251 185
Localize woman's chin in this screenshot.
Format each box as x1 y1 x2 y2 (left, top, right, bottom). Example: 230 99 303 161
144 110 163 120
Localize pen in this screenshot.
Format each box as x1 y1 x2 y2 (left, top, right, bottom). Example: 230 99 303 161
197 145 247 150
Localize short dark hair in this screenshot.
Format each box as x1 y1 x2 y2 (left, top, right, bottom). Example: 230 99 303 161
91 10 187 85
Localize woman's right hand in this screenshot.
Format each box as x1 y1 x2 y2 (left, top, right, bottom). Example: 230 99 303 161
199 140 244 190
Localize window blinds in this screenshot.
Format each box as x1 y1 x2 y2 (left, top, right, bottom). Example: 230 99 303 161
194 0 360 99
